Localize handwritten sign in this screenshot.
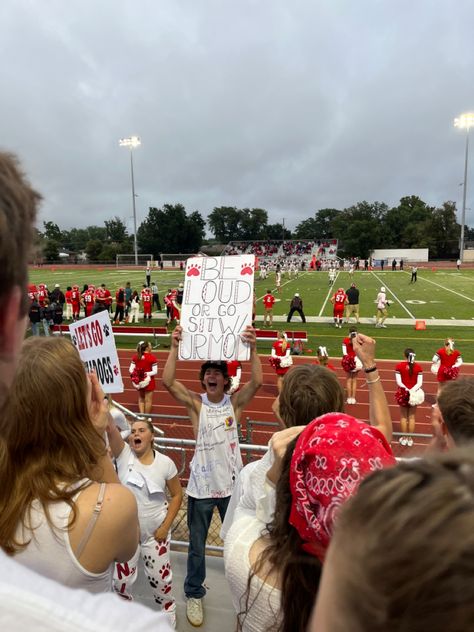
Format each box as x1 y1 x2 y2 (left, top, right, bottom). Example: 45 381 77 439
69 310 124 393
179 255 255 361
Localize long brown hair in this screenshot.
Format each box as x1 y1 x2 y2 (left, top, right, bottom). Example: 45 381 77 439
238 439 322 632
0 337 106 555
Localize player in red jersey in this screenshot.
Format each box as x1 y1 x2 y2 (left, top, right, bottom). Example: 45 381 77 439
341 327 362 404
27 283 37 303
331 287 348 328
140 285 153 320
64 286 73 320
37 283 48 307
81 284 95 318
395 348 424 446
71 285 81 320
262 289 275 327
431 338 463 396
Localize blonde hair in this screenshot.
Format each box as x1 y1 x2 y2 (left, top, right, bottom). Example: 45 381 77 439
325 449 474 632
0 337 105 554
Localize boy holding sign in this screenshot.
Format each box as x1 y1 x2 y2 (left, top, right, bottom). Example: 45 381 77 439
162 324 262 627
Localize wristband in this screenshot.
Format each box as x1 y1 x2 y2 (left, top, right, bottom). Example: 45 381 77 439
364 365 377 373
366 376 381 384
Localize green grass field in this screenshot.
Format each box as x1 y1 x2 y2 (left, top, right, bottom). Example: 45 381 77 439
29 266 474 362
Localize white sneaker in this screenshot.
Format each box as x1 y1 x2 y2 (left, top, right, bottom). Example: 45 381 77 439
381 324 387 328
407 437 414 447
399 436 407 446
186 598 203 627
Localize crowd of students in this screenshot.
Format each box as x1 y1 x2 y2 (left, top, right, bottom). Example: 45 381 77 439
2 150 474 632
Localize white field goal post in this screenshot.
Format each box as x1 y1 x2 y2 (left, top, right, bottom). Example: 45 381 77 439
116 254 153 268
160 253 195 269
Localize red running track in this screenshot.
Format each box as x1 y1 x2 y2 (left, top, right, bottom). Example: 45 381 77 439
113 351 474 462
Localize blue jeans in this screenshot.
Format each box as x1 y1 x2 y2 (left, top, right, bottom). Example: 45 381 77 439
31 322 40 336
184 496 230 598
42 319 50 336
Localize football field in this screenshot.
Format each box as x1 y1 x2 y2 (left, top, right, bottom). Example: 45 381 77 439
29 266 474 362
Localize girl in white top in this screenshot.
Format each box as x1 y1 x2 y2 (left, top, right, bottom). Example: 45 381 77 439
107 419 182 628
0 337 139 593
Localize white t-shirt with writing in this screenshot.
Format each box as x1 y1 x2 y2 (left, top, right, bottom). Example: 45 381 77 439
376 292 387 309
187 394 243 499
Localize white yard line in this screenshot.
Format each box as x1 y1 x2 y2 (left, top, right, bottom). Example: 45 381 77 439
411 272 474 302
371 271 416 318
319 272 340 316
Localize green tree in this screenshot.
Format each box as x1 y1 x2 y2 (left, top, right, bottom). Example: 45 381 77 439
99 243 120 262
428 201 460 258
239 208 268 240
86 239 103 261
207 207 243 242
43 239 60 262
105 217 129 243
43 221 62 242
137 204 205 255
382 196 432 248
266 222 292 240
294 209 340 239
335 201 388 258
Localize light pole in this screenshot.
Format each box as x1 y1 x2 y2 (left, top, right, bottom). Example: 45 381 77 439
454 113 474 262
119 135 141 265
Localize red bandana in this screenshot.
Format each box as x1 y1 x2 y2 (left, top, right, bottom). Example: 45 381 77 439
289 412 395 561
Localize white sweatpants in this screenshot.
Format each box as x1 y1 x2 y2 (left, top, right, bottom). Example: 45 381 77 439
65 303 73 320
113 534 175 627
129 305 140 323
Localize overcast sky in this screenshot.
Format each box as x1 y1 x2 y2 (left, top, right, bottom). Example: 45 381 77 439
2 0 474 235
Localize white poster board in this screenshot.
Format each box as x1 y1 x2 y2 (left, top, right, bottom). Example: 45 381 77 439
179 255 255 361
69 310 124 393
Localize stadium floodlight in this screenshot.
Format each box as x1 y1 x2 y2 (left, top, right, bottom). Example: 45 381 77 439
119 136 141 265
454 113 474 262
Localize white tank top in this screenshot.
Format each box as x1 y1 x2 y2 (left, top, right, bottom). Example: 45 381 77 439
187 394 243 499
14 480 112 593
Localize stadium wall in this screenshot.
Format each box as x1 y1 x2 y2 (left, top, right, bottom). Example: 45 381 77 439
371 248 429 262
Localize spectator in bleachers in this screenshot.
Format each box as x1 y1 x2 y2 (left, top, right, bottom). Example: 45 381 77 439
224 412 395 632
311 450 474 632
0 337 139 592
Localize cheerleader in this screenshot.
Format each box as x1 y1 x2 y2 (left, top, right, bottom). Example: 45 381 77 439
226 360 242 394
129 341 158 416
431 338 462 396
270 331 292 392
314 346 337 372
108 419 182 628
341 327 362 404
395 348 424 446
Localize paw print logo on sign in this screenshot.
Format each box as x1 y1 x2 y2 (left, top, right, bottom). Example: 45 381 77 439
187 263 201 277
103 323 110 337
240 262 254 275
113 365 119 376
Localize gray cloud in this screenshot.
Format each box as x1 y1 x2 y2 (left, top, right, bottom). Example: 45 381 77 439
1 0 473 235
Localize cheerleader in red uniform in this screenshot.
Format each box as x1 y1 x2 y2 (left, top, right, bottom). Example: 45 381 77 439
129 340 158 415
270 331 292 392
341 327 362 404
314 346 336 372
395 348 424 446
431 338 462 396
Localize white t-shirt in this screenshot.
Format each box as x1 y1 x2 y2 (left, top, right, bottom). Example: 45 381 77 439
187 394 243 499
0 549 173 632
116 444 177 540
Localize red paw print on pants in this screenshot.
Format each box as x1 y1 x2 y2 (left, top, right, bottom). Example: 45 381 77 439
155 543 168 556
159 562 171 580
164 601 174 611
161 585 172 594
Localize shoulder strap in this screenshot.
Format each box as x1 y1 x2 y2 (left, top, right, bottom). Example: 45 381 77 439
75 483 106 559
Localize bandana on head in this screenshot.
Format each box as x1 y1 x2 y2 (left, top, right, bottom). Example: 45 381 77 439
289 412 395 561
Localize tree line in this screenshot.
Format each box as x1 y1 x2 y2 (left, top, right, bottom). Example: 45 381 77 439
38 196 472 262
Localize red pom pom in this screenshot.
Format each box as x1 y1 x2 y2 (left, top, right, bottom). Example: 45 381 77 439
443 366 459 381
131 368 146 384
395 386 410 407
341 354 356 373
269 356 281 370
